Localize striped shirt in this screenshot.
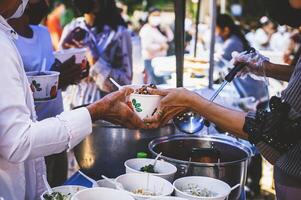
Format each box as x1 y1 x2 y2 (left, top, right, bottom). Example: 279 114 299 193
246 59 301 180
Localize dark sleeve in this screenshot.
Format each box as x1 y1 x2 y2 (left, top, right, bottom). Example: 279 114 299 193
243 97 301 164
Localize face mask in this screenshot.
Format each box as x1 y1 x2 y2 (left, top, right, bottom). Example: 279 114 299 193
8 0 29 20
149 16 161 27
26 0 49 25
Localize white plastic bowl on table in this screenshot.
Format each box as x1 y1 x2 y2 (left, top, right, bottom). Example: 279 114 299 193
71 187 135 200
149 197 188 200
173 176 232 200
40 185 86 200
53 48 87 64
125 158 177 182
116 173 174 200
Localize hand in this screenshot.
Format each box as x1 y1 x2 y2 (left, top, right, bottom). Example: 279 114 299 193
87 87 146 129
62 27 88 49
231 50 270 77
52 56 82 90
143 88 200 128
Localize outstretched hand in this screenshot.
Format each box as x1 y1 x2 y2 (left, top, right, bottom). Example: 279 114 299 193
143 88 200 129
87 87 147 129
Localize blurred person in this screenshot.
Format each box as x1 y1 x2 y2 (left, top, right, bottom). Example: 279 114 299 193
46 0 65 50
215 14 250 61
270 25 291 52
8 0 87 187
139 7 174 84
60 0 133 95
253 16 276 50
0 0 145 199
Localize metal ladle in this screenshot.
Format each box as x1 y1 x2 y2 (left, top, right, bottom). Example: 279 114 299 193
173 48 255 134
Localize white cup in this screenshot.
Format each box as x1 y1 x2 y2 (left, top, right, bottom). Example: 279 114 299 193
129 93 162 119
53 48 87 65
26 71 60 102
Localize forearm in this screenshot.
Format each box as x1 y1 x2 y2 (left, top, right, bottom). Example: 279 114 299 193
264 62 295 81
190 94 249 139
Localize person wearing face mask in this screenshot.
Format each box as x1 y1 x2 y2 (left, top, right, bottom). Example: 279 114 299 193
0 0 146 199
59 0 133 97
7 0 87 187
139 7 174 84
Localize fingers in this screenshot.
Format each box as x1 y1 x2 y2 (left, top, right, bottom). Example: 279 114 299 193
147 88 169 96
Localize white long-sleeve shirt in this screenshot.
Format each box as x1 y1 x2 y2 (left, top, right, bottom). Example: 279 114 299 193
0 16 92 200
139 24 174 60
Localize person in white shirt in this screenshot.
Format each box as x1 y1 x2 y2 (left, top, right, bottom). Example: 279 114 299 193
139 7 174 84
270 25 291 52
8 0 85 187
253 16 276 50
0 0 145 199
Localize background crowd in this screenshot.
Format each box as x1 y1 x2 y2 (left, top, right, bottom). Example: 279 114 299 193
6 0 301 199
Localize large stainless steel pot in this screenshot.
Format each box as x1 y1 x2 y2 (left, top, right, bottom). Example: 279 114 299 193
74 120 175 180
148 134 254 200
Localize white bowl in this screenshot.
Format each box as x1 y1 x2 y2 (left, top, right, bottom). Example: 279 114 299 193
129 93 162 119
116 173 174 200
97 178 116 189
41 185 86 200
125 158 177 182
26 71 60 102
53 48 87 64
149 197 188 200
71 187 134 200
173 176 232 200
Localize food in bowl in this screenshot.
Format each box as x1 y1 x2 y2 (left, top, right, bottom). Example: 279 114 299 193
42 192 71 200
134 84 157 95
140 164 157 173
129 84 162 119
183 184 218 197
116 173 174 200
41 186 86 200
125 158 177 182
132 188 158 196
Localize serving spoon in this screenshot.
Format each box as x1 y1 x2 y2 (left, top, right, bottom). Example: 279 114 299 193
174 48 255 134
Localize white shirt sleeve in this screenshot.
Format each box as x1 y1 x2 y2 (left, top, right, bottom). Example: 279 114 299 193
0 36 92 163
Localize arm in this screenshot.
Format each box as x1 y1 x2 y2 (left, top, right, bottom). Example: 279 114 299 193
144 88 249 140
191 95 249 139
0 39 144 163
0 43 92 163
233 50 295 82
264 61 295 82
